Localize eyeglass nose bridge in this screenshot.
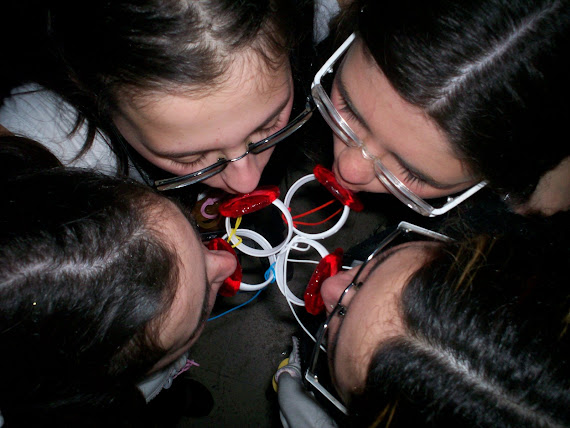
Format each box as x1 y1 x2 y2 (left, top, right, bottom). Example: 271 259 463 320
199 149 251 181
360 145 378 162
225 146 253 164
189 144 253 179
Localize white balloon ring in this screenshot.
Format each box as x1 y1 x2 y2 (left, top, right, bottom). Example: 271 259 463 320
273 235 330 306
222 229 278 291
283 174 350 240
225 198 294 257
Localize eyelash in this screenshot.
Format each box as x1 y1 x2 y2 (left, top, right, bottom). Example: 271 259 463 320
399 165 426 188
256 122 282 140
168 155 207 169
336 96 359 123
166 119 284 169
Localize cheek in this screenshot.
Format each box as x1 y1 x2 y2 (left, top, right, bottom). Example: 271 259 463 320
329 308 370 402
325 309 358 404
205 287 218 313
252 145 275 168
332 135 345 159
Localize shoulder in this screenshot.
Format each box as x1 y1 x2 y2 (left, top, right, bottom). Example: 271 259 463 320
0 83 118 174
0 83 83 157
0 83 75 136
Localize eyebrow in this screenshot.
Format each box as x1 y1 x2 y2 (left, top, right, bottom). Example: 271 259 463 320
148 89 292 160
337 61 464 190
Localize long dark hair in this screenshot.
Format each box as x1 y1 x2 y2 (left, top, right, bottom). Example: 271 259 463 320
0 168 180 424
0 134 63 175
10 0 302 174
350 220 570 427
339 0 570 203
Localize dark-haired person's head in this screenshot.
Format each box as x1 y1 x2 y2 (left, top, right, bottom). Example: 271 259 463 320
0 132 63 175
318 0 569 216
33 0 309 194
0 169 236 425
317 222 570 426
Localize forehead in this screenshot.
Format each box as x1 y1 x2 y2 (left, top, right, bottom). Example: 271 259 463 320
332 244 435 393
116 52 292 151
362 242 434 285
342 243 438 334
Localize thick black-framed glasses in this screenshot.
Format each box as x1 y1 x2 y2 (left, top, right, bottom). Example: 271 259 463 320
125 97 315 192
304 221 452 415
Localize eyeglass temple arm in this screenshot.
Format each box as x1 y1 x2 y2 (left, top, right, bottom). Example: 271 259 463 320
311 33 356 89
429 181 488 216
260 97 315 143
397 221 454 242
304 371 349 415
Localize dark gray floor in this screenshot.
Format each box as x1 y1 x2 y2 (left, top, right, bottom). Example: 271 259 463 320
176 169 390 427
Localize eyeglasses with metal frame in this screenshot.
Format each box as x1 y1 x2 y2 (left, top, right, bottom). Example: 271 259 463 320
311 33 487 217
304 221 453 415
126 97 316 192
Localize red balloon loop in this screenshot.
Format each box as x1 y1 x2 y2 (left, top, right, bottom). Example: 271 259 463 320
313 165 363 212
304 248 344 315
218 185 281 218
206 238 243 297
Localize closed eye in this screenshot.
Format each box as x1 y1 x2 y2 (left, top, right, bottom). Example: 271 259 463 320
333 71 371 134
397 164 428 189
165 101 290 170
336 93 360 125
255 121 283 140
250 113 288 144
167 154 209 170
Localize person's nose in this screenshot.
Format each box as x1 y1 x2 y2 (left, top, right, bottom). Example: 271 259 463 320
335 144 379 187
220 150 268 194
320 269 357 316
205 249 238 296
